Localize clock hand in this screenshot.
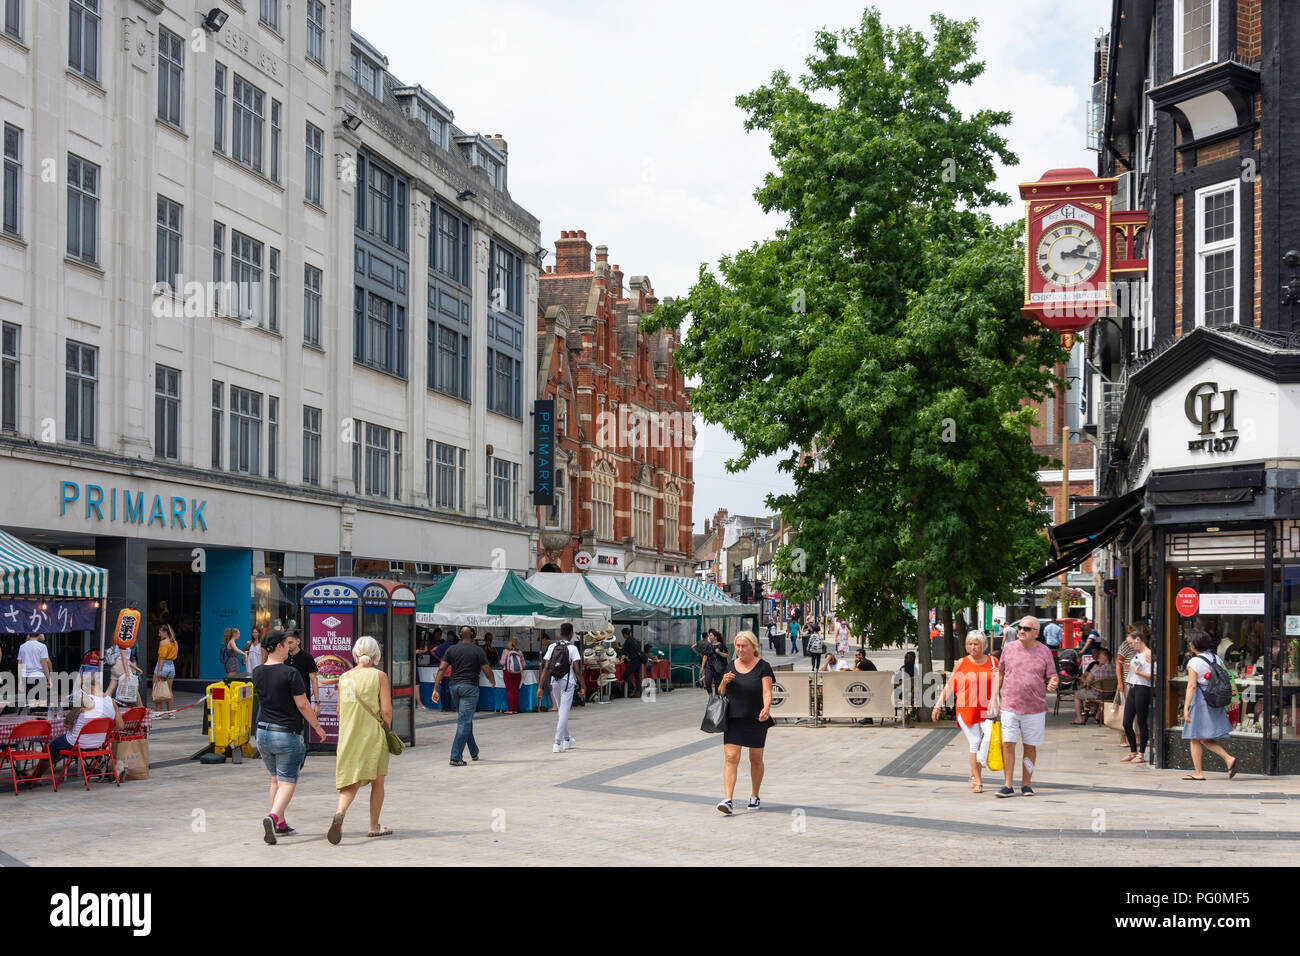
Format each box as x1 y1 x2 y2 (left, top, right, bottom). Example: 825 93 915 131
1059 245 1091 260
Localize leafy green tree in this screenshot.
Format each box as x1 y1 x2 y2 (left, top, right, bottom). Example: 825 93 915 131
645 9 1064 673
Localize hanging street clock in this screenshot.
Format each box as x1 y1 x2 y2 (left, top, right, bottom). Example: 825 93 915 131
1019 168 1118 351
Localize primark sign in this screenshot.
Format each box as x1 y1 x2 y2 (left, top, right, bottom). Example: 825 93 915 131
59 481 208 533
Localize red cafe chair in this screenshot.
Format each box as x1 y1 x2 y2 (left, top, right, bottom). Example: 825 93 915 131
55 718 119 789
115 706 148 742
1 720 57 794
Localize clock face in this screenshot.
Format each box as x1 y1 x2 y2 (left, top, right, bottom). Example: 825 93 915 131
1035 222 1102 286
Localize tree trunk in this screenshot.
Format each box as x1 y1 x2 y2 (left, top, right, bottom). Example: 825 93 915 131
956 609 970 659
915 576 932 676
940 606 955 672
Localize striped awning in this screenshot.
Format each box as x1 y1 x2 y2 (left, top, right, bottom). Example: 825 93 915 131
624 575 704 617
676 576 751 617
0 528 107 599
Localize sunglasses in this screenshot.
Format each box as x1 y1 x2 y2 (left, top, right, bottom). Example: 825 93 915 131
1017 625 1036 632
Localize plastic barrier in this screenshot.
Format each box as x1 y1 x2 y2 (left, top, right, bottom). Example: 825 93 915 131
207 680 255 758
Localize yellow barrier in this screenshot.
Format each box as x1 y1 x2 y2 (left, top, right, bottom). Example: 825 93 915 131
207 680 256 758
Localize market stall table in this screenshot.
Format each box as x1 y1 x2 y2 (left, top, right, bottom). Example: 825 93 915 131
477 669 539 712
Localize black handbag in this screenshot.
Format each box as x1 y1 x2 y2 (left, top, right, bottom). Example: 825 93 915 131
701 693 729 734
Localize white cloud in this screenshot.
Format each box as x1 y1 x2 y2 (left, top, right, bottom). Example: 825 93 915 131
353 0 1110 529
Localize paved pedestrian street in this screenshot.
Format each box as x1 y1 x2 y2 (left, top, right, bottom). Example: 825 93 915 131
4 671 1300 867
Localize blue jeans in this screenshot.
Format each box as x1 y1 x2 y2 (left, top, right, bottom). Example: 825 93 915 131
256 725 306 783
450 684 480 761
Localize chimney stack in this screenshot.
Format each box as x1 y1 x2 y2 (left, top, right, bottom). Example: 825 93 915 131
554 229 592 275
610 263 623 297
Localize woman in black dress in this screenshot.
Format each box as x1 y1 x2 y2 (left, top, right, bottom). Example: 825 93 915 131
715 631 774 814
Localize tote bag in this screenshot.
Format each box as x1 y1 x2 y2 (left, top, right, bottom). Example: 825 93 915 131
985 720 1003 771
700 694 729 734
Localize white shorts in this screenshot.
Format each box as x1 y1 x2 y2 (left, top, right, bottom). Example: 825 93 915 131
999 710 1046 746
956 716 984 754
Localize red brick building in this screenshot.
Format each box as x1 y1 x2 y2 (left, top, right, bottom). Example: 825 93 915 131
535 230 693 576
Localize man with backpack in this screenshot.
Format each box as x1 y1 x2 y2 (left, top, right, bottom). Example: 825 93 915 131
539 622 582 753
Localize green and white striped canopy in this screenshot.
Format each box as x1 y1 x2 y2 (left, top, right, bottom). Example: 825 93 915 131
0 527 107 598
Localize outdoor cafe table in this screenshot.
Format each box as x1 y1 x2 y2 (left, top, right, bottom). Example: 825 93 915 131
0 708 154 746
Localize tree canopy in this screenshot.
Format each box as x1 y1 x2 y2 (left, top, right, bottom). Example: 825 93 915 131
645 9 1065 665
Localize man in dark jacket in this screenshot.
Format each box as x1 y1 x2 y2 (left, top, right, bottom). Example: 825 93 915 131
619 627 644 698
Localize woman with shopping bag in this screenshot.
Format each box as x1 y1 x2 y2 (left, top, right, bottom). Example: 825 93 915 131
932 630 997 793
152 624 178 717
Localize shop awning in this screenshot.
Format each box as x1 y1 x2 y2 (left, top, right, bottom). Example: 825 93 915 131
1027 488 1145 586
0 527 107 599
676 576 753 617
625 575 710 618
415 570 584 628
525 571 669 625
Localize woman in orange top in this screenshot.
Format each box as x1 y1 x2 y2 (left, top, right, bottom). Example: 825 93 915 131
932 630 997 793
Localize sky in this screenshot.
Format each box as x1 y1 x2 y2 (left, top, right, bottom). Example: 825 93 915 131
352 0 1109 530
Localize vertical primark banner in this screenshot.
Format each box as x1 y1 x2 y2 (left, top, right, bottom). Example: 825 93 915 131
533 399 555 507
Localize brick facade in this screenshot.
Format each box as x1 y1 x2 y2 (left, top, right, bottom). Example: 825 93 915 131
535 230 694 574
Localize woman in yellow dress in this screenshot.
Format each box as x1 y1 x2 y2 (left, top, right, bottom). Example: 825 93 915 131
328 636 393 843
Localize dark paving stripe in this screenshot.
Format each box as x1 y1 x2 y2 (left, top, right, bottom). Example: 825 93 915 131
558 737 717 791
908 771 1300 801
876 728 957 777
0 847 27 867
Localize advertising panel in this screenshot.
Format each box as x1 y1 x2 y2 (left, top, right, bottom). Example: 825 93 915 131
307 609 355 744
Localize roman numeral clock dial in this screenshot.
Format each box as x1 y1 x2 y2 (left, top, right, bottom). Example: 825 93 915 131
1035 222 1101 286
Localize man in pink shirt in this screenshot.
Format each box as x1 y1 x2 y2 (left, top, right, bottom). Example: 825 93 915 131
989 616 1058 797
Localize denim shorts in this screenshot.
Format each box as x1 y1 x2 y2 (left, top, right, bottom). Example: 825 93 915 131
256 725 306 782
157 661 175 679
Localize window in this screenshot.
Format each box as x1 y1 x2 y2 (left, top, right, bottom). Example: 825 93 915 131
66 154 98 264
213 221 225 313
155 196 182 292
433 442 465 511
419 105 447 149
1176 0 1216 74
232 230 264 325
475 147 503 190
269 100 281 183
664 493 680 553
65 340 96 445
3 124 20 237
68 0 99 82
2 323 18 432
593 464 614 541
364 423 390 497
393 432 402 500
1195 181 1238 327
306 0 325 66
634 492 653 547
157 27 184 127
4 0 20 40
154 365 180 461
232 75 265 173
350 49 382 98
214 63 226 152
267 395 279 479
491 456 517 521
229 385 262 475
486 348 521 418
490 240 523 316
259 0 279 33
351 420 361 489
547 469 566 529
302 405 321 486
431 205 471 286
303 264 322 346
429 322 469 399
268 247 280 331
305 122 323 206
211 380 222 468
354 152 406 250
366 163 394 241
353 287 406 376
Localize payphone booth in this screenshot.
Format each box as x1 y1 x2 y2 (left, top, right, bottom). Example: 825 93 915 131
359 579 416 745
301 576 368 750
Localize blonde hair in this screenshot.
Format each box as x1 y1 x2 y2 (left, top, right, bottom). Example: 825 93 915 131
352 636 382 667
965 630 988 652
733 630 760 658
507 637 519 651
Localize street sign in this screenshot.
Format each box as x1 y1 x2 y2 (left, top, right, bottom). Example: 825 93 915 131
574 551 592 571
1175 587 1199 617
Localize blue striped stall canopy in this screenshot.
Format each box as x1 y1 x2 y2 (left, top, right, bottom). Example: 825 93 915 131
0 527 107 599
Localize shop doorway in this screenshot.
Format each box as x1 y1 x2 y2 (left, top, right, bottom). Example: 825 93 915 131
147 562 201 679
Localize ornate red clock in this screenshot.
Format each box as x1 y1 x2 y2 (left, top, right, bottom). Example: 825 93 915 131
1019 168 1118 350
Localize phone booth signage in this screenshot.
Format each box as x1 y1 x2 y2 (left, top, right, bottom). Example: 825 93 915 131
361 580 417 745
301 577 368 747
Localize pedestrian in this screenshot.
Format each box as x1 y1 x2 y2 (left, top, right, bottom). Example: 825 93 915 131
538 622 582 753
153 623 178 717
501 637 526 714
16 633 51 713
715 630 774 814
536 633 552 711
788 614 800 655
221 628 246 680
107 637 144 706
432 627 456 712
328 636 393 843
766 619 777 653
482 632 500 668
251 629 327 845
619 626 644 698
853 649 877 671
1071 647 1111 724
999 620 1018 655
1181 630 1238 780
1121 629 1154 763
431 625 494 766
1043 618 1063 650
893 650 920 710
836 619 850 659
245 626 265 674
702 629 728 695
932 630 997 793
805 625 825 673
989 616 1058 797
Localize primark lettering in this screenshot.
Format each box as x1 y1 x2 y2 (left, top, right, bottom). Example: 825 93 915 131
59 481 208 532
